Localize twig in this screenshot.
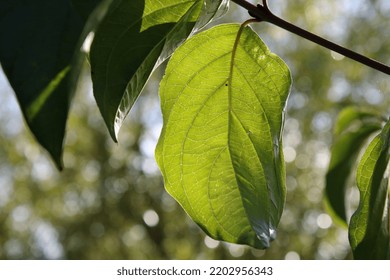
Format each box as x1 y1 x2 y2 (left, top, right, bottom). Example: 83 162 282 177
231 0 390 75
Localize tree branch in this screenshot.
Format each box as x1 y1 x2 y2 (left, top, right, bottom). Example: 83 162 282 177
231 0 390 76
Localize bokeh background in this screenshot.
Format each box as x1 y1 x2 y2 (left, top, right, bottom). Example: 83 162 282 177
1 0 390 259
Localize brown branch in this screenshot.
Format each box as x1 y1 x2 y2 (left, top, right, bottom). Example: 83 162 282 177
231 0 390 75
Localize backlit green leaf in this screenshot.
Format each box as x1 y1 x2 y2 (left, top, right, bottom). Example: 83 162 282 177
156 24 291 248
90 0 229 141
349 120 390 259
325 107 382 225
0 0 102 169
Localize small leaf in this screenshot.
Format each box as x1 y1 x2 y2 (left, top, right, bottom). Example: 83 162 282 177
325 107 382 225
0 0 102 169
90 0 209 141
156 24 291 248
349 120 390 259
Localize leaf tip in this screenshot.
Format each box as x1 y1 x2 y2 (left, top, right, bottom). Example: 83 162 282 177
103 119 119 143
48 150 64 171
255 226 277 249
56 161 64 172
109 129 119 143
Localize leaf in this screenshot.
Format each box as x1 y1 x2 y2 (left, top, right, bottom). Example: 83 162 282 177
349 120 390 259
325 107 382 226
69 0 114 98
72 0 104 21
333 106 383 136
90 0 208 141
194 0 229 31
0 0 102 169
156 24 291 248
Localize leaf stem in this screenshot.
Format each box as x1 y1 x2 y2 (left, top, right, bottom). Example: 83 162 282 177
231 0 390 76
230 19 260 77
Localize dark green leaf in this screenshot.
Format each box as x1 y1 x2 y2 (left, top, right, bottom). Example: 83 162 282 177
0 0 102 169
156 24 291 248
72 0 103 21
349 120 390 259
325 107 382 225
90 0 207 141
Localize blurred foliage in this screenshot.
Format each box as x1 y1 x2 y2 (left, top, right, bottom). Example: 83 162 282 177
1 0 390 259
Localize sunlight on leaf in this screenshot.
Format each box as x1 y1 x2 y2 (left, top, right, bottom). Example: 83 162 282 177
349 119 390 259
26 67 71 122
156 24 291 249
